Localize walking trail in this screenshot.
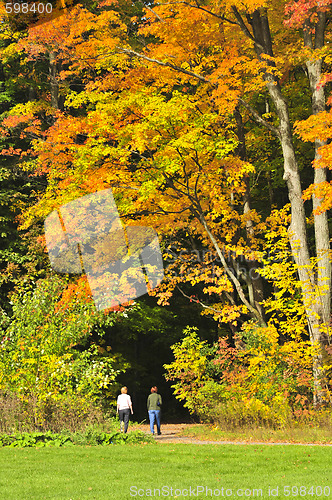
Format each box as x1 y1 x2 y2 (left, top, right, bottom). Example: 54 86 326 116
133 424 332 446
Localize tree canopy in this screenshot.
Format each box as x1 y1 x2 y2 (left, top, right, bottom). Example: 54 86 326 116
1 0 332 422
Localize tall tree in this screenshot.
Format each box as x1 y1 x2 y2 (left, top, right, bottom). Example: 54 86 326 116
2 0 332 403
114 0 332 403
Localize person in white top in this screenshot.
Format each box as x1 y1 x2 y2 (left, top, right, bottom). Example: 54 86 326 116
116 386 133 433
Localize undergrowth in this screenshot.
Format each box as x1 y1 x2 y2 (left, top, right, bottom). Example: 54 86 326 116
180 422 332 443
0 429 154 447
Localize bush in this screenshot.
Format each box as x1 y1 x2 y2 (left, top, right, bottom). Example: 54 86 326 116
36 394 106 433
191 381 293 429
0 276 126 431
0 391 116 433
0 392 27 433
213 397 292 429
0 431 73 448
0 429 154 447
165 324 318 429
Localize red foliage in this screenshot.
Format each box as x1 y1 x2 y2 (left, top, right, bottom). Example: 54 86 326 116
284 0 332 27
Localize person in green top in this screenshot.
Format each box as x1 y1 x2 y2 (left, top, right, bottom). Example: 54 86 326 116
147 386 162 435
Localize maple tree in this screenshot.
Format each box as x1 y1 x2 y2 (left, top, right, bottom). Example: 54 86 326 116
119 0 332 404
1 0 332 408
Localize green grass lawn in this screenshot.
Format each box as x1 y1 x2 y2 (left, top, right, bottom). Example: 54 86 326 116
0 443 331 499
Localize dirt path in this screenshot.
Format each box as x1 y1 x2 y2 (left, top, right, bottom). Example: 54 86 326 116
132 424 332 446
134 424 198 444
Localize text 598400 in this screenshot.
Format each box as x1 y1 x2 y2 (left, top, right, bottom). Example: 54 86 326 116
5 3 52 14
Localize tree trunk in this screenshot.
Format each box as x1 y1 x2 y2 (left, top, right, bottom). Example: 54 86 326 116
49 51 61 110
239 7 329 404
303 14 331 330
234 107 265 320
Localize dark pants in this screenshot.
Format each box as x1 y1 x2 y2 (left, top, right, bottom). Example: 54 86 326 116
118 409 130 433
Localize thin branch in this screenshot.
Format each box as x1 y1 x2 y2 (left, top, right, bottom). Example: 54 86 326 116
224 290 236 306
153 1 224 20
231 6 256 44
144 0 243 26
176 147 191 194
161 169 195 197
194 172 200 200
122 205 192 218
116 47 210 83
197 210 265 325
144 5 166 22
176 285 226 316
238 98 280 138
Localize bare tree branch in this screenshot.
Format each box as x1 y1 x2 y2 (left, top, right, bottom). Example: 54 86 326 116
153 1 224 20
116 47 210 83
123 205 192 218
144 4 165 22
145 0 240 25
238 98 280 138
197 211 266 325
231 6 257 45
176 285 226 316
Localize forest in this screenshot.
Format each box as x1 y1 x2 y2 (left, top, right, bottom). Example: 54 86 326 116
0 0 332 432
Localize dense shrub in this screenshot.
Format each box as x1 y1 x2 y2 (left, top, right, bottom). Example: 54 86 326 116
0 276 126 430
165 325 320 428
0 392 27 433
0 391 112 433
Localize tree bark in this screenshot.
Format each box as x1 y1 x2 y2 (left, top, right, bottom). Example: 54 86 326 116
303 13 331 329
234 6 329 404
49 51 63 111
234 107 265 320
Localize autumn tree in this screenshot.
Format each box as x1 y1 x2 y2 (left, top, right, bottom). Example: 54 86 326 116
1 0 332 404
113 0 332 403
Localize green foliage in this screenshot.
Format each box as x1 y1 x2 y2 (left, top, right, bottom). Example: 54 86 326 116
69 428 154 446
0 274 127 427
0 431 73 448
0 429 153 447
0 163 47 313
164 326 209 414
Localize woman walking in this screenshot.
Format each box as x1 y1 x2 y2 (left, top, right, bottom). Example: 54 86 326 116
117 386 133 433
147 386 162 435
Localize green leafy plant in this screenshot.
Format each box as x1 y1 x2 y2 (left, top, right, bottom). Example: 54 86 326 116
0 275 127 429
0 429 154 447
